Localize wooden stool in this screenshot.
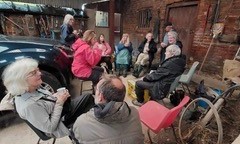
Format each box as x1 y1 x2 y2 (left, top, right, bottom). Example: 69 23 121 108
79 79 94 95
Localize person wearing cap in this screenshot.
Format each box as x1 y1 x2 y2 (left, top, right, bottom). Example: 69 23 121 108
160 22 175 62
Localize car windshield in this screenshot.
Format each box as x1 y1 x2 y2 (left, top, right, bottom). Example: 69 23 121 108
0 34 8 41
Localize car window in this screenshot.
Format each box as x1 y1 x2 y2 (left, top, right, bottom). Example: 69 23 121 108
0 46 9 52
0 35 8 41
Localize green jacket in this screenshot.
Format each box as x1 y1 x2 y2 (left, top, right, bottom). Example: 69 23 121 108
73 102 144 144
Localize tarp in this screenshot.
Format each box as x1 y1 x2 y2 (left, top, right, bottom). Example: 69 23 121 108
0 1 88 18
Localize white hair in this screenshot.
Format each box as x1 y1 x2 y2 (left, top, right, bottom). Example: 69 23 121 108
166 44 181 56
63 14 74 25
2 58 38 96
145 32 153 39
168 31 178 40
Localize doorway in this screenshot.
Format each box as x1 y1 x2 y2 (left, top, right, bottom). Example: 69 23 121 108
166 1 199 59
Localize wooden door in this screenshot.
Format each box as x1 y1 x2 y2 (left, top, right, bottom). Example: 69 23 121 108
167 2 198 59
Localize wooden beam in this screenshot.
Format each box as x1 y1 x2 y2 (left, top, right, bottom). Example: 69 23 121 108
3 15 24 30
109 0 115 49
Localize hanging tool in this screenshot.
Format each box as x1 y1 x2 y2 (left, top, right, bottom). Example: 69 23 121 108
198 23 224 72
198 0 221 73
21 16 30 35
198 0 235 73
40 15 48 37
2 15 24 30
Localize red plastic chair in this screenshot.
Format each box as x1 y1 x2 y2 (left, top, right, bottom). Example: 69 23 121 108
138 95 190 143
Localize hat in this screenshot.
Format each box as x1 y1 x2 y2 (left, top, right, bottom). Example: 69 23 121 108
164 22 172 27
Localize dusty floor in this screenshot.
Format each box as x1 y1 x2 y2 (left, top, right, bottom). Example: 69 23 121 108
0 72 239 144
0 74 146 144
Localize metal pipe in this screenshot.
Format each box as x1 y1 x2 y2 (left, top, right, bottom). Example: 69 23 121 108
201 98 224 126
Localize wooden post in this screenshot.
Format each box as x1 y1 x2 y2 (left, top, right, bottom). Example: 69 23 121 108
109 0 115 50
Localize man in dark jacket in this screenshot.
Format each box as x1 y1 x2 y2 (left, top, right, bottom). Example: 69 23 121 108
132 44 186 106
133 32 157 78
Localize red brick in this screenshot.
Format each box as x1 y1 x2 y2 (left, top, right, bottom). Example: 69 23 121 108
122 0 240 76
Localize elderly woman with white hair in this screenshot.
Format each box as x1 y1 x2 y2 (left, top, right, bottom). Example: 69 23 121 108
160 31 183 62
2 58 94 138
60 14 79 46
132 44 186 106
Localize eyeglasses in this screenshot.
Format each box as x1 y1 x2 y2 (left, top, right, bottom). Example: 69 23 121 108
27 68 40 77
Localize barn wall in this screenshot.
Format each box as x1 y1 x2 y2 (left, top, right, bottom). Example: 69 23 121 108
122 0 240 76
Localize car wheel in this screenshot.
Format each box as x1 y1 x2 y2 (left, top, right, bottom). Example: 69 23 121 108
40 70 61 93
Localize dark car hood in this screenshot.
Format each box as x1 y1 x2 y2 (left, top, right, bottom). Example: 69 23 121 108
0 34 60 45
0 35 69 70
0 35 61 59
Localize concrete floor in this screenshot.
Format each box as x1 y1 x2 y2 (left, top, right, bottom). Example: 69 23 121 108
1 72 238 144
0 74 145 144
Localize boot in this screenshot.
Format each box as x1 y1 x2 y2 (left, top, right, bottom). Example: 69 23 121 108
123 68 127 78
119 64 124 76
135 65 144 78
116 69 120 76
133 64 139 74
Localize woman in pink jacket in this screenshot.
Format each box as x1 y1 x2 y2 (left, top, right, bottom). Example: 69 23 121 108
72 30 104 86
93 34 113 73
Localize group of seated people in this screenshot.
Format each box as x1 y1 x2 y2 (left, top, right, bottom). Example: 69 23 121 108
2 58 144 143
1 15 186 143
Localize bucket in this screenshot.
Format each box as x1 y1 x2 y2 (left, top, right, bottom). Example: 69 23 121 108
198 88 223 109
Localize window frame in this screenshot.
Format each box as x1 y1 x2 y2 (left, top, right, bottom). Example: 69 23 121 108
137 7 152 28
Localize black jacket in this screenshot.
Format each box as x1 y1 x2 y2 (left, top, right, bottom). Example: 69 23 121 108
60 24 76 46
138 38 157 67
143 55 186 100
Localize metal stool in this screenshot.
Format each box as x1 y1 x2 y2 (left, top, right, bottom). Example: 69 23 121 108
79 79 94 95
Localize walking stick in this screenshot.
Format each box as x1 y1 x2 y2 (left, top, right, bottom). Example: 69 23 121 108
198 23 224 73
198 38 214 73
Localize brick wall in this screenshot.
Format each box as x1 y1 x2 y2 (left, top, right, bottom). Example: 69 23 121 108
122 0 240 77
191 0 239 75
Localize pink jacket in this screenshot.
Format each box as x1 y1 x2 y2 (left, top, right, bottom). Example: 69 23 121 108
71 38 102 78
93 42 112 56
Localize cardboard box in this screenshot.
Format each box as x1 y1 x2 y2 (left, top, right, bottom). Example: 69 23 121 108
127 80 150 102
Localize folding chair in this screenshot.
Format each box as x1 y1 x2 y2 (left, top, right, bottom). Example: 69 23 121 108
168 75 181 96
23 119 80 144
138 96 190 143
13 99 82 144
160 75 181 106
179 61 199 95
24 120 56 144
